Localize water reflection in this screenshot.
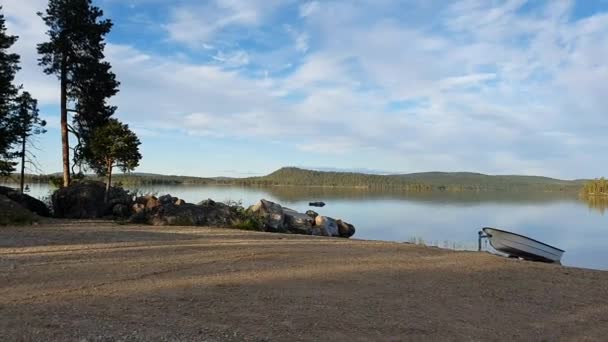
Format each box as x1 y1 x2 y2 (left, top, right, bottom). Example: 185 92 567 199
583 196 608 215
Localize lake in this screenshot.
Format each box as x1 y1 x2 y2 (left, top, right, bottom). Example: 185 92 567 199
8 183 608 271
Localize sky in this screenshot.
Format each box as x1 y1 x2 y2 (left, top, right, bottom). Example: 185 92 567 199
2 0 608 179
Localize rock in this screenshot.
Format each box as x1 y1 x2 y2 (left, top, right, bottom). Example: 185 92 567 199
0 194 38 225
158 194 177 205
309 201 326 207
337 219 356 238
305 210 319 220
198 199 216 206
174 199 186 206
283 208 314 235
0 186 50 217
132 203 145 215
247 199 286 232
148 201 238 227
315 216 339 237
136 195 159 210
112 204 130 218
52 181 131 219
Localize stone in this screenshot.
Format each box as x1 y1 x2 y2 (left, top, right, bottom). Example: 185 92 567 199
174 199 186 206
283 208 314 235
336 219 356 238
247 199 286 232
148 201 238 227
158 194 177 205
132 203 145 215
0 194 37 225
112 204 130 218
139 196 159 210
309 201 326 207
52 181 132 219
305 210 319 220
315 216 339 237
0 186 50 217
198 199 216 206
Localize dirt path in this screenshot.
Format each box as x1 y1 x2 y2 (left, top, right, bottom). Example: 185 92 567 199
1 222 607 341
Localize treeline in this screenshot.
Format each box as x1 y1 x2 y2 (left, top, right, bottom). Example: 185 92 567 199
581 178 608 197
1 173 216 186
3 167 587 193
230 167 582 192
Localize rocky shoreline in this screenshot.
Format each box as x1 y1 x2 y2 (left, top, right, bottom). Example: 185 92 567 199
2 181 356 238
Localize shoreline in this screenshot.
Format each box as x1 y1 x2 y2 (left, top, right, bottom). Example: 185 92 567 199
1 221 607 341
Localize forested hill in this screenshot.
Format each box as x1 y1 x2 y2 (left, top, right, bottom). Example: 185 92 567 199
4 167 585 192
233 167 584 192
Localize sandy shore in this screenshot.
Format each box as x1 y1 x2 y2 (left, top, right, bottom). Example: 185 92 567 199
1 222 607 341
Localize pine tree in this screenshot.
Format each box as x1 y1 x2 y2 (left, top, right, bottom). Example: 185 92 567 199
37 0 118 186
13 91 47 193
87 119 141 202
0 6 21 176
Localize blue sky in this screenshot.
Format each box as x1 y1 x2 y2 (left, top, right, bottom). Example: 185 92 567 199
3 0 608 178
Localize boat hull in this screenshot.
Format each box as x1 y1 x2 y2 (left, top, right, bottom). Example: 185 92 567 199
482 227 564 264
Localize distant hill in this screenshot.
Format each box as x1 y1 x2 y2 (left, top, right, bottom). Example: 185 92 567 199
2 167 586 192
232 167 585 192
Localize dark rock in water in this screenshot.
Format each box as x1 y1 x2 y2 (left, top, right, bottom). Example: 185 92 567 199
52 181 132 219
337 219 356 238
0 186 50 217
309 202 326 207
305 210 319 220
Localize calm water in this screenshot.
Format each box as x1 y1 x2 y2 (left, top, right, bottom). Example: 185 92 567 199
8 183 608 271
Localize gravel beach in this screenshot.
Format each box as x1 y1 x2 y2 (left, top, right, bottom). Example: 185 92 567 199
1 221 607 341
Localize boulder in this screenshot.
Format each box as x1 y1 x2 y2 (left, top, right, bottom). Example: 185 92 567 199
148 201 238 227
314 216 339 237
158 194 178 206
283 208 314 235
198 199 216 206
135 195 159 210
174 198 186 206
247 199 286 232
0 194 38 225
52 181 132 219
112 204 130 218
305 210 319 220
132 203 145 215
336 219 356 238
0 186 50 217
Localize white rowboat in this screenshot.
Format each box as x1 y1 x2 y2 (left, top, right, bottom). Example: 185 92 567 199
481 227 564 264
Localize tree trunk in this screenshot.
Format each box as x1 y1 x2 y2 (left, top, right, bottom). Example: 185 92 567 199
19 133 26 194
60 55 71 187
104 161 113 203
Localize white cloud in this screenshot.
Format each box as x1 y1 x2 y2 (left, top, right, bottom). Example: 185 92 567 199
299 1 320 18
3 0 608 177
164 0 286 47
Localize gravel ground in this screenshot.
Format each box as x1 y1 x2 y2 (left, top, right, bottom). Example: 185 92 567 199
1 221 607 341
